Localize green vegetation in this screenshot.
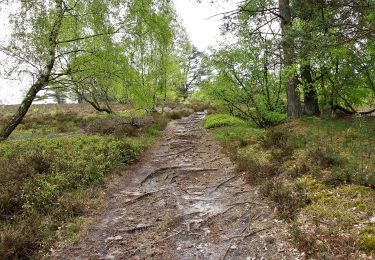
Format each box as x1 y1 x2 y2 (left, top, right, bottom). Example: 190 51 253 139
205 114 375 258
0 0 374 258
203 114 248 129
194 0 374 125
0 0 200 140
0 105 170 259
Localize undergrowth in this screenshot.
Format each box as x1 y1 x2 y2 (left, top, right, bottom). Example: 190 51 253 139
204 114 375 258
0 106 170 259
203 114 249 129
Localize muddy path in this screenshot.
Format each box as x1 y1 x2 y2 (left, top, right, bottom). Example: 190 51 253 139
52 113 302 260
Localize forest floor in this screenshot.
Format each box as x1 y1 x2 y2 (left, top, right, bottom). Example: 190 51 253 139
51 113 303 259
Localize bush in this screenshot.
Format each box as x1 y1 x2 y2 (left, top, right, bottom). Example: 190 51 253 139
309 146 346 169
0 220 41 259
0 135 149 258
151 113 170 131
262 111 287 126
84 116 155 136
165 108 194 120
203 114 247 129
260 178 310 219
262 130 289 149
187 100 214 112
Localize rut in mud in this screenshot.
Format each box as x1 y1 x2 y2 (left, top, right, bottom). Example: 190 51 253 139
52 113 302 259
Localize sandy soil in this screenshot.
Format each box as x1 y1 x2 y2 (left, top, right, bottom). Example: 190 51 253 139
51 113 303 260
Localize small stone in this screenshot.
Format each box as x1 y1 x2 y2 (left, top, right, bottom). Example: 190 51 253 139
230 244 237 250
105 236 123 243
370 216 375 223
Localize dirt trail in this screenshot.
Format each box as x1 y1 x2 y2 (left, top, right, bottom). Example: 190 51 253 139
52 113 302 260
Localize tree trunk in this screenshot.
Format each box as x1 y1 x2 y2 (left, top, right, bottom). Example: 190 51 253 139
299 0 319 116
0 81 45 140
279 0 301 119
162 67 167 113
0 0 65 141
302 63 320 115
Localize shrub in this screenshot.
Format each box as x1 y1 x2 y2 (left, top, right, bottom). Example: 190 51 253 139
260 178 310 219
187 100 214 112
262 129 288 149
309 146 345 169
151 113 170 131
0 134 150 258
84 116 155 136
203 114 247 129
262 111 287 126
165 108 194 120
0 218 41 260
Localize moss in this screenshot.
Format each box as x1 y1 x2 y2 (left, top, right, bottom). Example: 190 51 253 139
203 114 248 129
361 228 375 252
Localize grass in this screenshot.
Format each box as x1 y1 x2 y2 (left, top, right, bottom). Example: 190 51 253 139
0 104 170 259
203 114 249 129
204 113 375 258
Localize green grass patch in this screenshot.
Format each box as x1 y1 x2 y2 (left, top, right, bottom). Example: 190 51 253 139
203 114 248 129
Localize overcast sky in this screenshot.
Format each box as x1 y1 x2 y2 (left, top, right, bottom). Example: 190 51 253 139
0 0 232 105
174 0 232 51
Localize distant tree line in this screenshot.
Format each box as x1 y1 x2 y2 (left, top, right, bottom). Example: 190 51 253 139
197 0 375 126
0 0 202 140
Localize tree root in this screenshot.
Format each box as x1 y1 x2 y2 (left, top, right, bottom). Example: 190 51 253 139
222 227 271 260
180 167 219 173
140 165 193 184
210 172 245 193
207 156 225 163
229 201 266 207
119 224 155 234
226 227 272 242
124 188 168 205
166 147 194 157
128 230 182 257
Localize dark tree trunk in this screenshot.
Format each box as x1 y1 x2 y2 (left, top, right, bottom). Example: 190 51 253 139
279 0 301 119
78 92 112 114
0 0 65 141
298 0 320 116
0 80 47 140
302 64 320 115
162 68 167 113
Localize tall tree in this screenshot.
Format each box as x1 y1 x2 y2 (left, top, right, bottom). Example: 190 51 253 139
0 0 191 139
0 0 65 140
181 46 204 100
278 0 301 118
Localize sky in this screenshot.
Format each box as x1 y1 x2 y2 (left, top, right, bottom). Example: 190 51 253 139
0 0 233 105
173 0 232 51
